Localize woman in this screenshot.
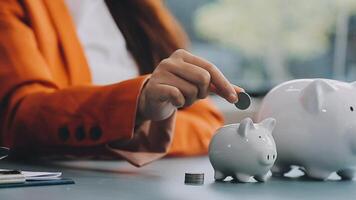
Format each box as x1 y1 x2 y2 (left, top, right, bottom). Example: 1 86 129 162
0 0 242 166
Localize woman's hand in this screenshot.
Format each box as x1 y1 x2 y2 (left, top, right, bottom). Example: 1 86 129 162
138 49 243 121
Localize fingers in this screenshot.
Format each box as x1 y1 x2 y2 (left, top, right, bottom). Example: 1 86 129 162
171 49 238 103
157 71 199 107
138 49 246 122
167 61 211 99
233 84 245 93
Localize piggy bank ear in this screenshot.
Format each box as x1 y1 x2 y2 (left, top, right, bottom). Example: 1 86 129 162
238 118 255 137
300 79 337 113
260 118 276 133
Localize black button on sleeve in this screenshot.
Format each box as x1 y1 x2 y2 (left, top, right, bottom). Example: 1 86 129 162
90 126 102 141
75 125 86 141
58 126 70 142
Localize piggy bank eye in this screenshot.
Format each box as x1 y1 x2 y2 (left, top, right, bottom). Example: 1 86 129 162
258 136 262 139
350 106 354 112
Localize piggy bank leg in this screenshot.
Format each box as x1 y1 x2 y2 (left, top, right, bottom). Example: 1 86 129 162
254 173 270 182
214 170 226 181
337 169 355 180
234 173 251 183
271 164 291 176
305 168 331 180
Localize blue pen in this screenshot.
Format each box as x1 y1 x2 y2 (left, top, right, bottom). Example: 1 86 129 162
0 147 9 160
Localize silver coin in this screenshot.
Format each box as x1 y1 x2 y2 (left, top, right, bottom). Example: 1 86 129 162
235 92 251 110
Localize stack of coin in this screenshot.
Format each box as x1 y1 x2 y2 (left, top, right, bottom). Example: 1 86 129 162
235 91 251 110
184 173 204 185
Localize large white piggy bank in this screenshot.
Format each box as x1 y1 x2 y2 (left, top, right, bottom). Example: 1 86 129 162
257 79 356 180
209 117 277 183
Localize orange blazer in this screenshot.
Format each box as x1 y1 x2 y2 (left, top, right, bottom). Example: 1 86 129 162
0 0 223 166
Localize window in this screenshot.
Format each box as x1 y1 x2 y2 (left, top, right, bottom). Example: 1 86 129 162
166 0 356 96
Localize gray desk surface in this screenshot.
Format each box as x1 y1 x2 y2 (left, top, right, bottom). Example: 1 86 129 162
0 157 355 200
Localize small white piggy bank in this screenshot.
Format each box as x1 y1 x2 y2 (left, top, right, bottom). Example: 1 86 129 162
209 118 277 183
257 79 356 180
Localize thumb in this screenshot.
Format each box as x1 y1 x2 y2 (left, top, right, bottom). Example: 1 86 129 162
146 84 183 121
156 84 185 108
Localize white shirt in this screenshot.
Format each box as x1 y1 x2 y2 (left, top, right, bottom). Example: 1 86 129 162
65 0 139 85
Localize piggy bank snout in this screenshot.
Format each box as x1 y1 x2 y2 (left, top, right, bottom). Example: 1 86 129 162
259 149 277 166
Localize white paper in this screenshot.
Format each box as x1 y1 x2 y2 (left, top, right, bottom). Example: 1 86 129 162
21 171 62 181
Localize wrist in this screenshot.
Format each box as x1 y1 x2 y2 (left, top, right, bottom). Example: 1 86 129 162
136 81 149 125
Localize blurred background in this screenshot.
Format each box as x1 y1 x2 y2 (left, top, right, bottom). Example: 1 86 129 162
165 0 356 123
165 0 356 96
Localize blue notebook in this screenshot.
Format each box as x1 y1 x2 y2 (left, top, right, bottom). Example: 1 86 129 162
0 178 75 189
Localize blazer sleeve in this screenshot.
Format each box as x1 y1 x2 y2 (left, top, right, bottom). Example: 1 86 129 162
0 1 175 166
